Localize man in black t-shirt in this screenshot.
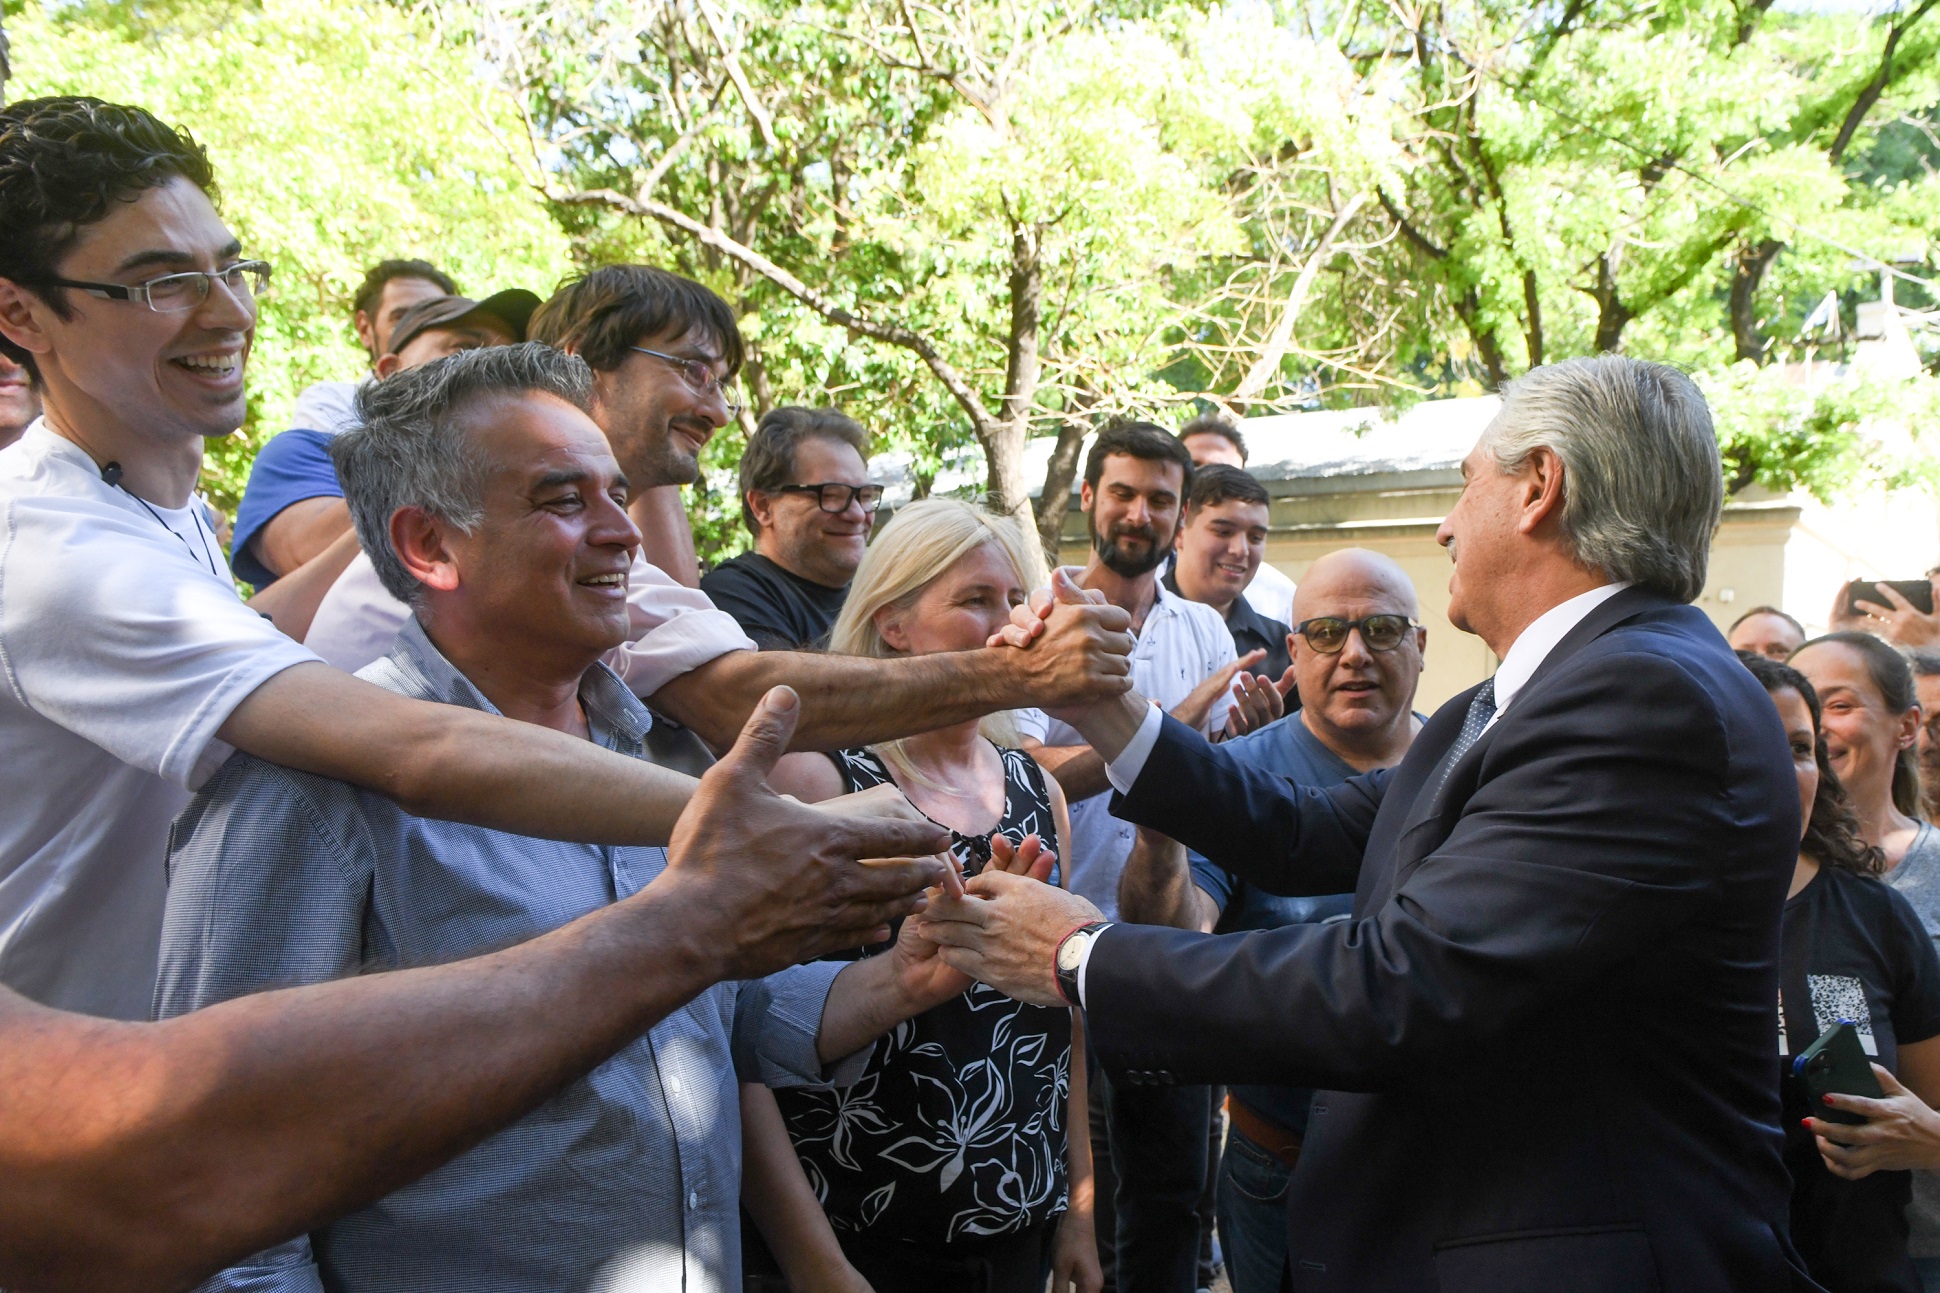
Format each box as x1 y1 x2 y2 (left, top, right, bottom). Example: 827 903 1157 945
701 407 878 650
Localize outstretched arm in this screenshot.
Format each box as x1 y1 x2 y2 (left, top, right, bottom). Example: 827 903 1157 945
651 596 1135 752
4 690 951 1293
220 661 701 846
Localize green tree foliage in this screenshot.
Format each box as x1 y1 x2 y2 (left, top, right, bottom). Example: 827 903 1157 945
8 0 573 514
11 0 1940 554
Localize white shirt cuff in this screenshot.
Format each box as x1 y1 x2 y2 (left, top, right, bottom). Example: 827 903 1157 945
1105 703 1165 795
1075 923 1113 1009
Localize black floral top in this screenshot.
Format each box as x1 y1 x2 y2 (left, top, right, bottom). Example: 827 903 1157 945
774 744 1072 1240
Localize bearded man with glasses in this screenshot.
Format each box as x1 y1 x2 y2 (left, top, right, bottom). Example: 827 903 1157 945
701 405 880 651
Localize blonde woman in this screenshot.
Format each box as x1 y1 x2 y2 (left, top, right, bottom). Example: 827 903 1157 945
741 498 1098 1293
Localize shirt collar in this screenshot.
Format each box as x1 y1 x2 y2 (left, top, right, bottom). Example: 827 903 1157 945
1161 562 1284 637
385 616 652 748
1490 581 1632 717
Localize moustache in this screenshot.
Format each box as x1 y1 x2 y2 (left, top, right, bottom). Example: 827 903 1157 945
1105 523 1160 547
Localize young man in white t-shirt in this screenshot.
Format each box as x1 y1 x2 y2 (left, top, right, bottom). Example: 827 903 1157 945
0 97 1135 1020
1014 423 1255 1293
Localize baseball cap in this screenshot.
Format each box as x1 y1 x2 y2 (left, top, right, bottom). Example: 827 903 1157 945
385 288 543 356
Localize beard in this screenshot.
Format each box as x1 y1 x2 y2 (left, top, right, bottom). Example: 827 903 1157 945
1090 515 1171 579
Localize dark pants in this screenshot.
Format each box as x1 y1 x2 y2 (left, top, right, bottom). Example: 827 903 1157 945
1215 1124 1295 1293
838 1221 1056 1293
1089 1046 1211 1293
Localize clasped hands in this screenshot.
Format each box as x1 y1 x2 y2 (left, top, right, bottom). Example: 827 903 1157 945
990 568 1289 739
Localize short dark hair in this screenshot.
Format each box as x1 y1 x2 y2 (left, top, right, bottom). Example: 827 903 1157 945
1795 631 1924 818
353 259 458 321
1728 604 1804 639
1185 463 1268 514
1084 420 1194 493
1179 414 1246 463
528 265 743 377
1736 650 1884 876
1910 647 1940 680
739 406 870 534
334 342 595 604
0 97 216 380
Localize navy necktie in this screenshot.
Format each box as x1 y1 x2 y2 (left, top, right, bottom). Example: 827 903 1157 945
1433 676 1497 798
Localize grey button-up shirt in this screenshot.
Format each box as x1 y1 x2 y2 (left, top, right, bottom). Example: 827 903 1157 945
154 617 866 1293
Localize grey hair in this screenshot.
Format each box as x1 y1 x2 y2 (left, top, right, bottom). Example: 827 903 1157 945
330 342 595 604
1483 355 1721 604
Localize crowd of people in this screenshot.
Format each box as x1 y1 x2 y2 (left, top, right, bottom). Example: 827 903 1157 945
9 91 1940 1293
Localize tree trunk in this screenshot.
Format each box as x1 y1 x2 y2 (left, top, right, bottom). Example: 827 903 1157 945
1035 401 1093 563
989 220 1043 570
1521 269 1544 368
1730 239 1784 364
1591 253 1633 353
1 11 11 99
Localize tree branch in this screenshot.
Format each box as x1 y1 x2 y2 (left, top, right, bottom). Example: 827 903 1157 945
1233 191 1369 403
1828 0 1940 163
551 188 996 438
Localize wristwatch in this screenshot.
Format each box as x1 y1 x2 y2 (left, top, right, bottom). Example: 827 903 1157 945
1054 921 1113 1008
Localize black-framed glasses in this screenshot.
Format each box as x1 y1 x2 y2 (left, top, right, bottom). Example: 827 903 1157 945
627 345 743 418
43 260 271 314
1295 614 1419 654
775 482 884 514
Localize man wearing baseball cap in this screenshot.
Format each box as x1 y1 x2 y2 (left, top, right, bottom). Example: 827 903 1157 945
230 288 539 592
373 289 542 377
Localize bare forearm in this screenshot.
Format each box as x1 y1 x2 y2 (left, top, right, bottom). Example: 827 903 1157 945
220 663 696 846
254 498 354 580
1067 1021 1094 1197
1118 832 1218 932
1064 691 1152 766
673 648 1023 751
0 885 725 1293
816 954 933 1065
739 1082 854 1285
1030 743 1111 802
630 487 700 588
244 526 361 642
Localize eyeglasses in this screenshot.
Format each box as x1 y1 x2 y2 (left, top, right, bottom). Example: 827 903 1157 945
43 260 272 314
775 482 884 514
628 345 743 418
1295 614 1419 654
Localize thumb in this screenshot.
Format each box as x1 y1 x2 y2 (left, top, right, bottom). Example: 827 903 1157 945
1051 567 1095 606
1274 664 1298 698
715 685 800 784
1874 1063 1908 1096
1204 653 1260 692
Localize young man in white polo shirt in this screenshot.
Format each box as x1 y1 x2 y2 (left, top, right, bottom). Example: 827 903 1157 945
1016 422 1244 1293
0 97 1135 1021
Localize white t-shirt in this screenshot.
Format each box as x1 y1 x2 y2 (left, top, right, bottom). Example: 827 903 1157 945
306 549 757 699
0 422 319 1019
1016 576 1236 921
290 377 366 435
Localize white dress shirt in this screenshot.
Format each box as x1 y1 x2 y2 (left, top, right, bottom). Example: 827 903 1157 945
1081 580 1633 1005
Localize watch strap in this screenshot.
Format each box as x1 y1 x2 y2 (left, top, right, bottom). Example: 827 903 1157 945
1054 920 1111 1008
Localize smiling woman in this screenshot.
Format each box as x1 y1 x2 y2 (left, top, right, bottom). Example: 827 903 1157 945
738 498 1100 1293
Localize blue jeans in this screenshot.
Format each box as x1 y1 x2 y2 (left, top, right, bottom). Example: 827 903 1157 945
1215 1124 1293 1293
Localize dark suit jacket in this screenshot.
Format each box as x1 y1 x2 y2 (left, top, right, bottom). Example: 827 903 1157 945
1089 587 1812 1292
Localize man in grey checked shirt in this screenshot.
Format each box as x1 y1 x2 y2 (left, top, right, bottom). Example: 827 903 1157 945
154 346 979 1293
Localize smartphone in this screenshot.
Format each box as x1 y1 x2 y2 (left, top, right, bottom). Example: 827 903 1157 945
1793 1020 1885 1126
1846 578 1935 616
